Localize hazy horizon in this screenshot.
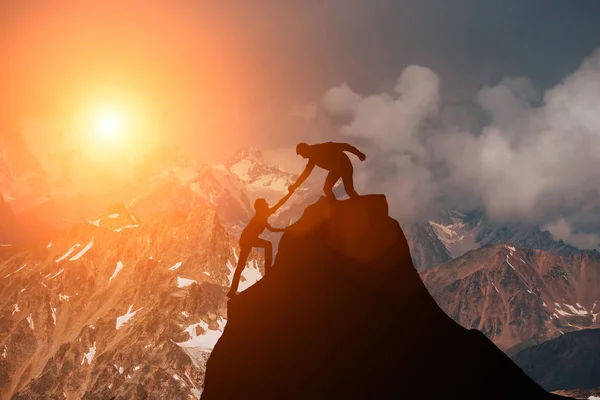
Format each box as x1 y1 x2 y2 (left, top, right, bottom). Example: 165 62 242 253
2 1 600 248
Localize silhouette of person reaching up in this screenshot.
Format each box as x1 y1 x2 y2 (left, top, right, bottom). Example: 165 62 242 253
227 192 292 298
289 142 366 200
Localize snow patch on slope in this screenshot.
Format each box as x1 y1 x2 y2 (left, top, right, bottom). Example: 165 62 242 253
26 313 34 330
4 264 26 278
226 247 264 292
169 261 183 271
177 277 197 288
491 282 500 293
56 243 81 263
109 261 124 283
429 220 464 251
553 302 597 319
81 342 97 365
506 257 516 271
176 318 227 368
69 238 94 261
116 305 143 330
114 364 125 374
50 304 57 325
178 318 227 350
47 268 64 280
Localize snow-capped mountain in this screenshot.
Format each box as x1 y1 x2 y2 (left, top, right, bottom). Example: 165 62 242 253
221 147 295 204
0 203 266 399
406 209 581 271
0 145 590 399
421 244 600 353
126 147 324 240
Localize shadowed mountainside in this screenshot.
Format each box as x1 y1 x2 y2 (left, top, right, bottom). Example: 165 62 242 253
201 195 569 399
513 328 600 392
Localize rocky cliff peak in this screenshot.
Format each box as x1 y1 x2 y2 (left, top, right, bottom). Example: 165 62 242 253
201 195 568 399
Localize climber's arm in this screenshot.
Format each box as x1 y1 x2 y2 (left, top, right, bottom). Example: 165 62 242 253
338 143 366 161
266 222 285 233
289 161 315 192
269 192 293 215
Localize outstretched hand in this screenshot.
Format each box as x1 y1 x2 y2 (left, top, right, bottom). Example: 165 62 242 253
358 151 366 161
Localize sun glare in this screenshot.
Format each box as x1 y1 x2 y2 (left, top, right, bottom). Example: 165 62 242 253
94 111 123 140
71 92 158 166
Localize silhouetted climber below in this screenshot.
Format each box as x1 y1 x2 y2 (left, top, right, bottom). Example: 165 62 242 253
227 193 291 298
289 142 366 200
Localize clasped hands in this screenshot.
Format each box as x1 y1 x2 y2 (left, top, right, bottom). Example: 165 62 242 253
288 183 299 194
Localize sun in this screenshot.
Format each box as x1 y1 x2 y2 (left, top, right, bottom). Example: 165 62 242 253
93 110 124 140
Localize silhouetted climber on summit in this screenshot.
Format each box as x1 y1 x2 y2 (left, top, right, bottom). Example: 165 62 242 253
227 193 291 298
289 142 366 200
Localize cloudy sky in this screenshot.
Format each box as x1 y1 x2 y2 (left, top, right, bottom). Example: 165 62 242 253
2 0 600 245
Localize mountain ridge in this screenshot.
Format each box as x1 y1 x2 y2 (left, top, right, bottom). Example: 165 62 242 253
422 243 600 353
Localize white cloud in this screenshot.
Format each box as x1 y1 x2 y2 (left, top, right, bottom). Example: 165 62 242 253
326 65 440 154
322 65 441 221
542 218 600 249
320 48 600 243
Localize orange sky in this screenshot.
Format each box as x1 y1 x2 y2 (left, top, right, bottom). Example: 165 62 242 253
0 2 341 164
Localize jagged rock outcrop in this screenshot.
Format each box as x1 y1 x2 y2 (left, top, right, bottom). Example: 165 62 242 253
201 195 568 399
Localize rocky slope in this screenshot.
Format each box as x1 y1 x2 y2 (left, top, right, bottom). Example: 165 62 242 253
421 245 600 353
513 328 600 392
552 388 600 399
201 195 566 399
0 203 268 399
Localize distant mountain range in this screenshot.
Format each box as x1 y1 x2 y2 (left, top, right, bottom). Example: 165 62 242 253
405 209 581 271
421 244 600 353
0 144 597 397
1 204 241 399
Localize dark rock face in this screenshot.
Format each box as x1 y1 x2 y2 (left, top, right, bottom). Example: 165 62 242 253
201 195 566 399
513 328 600 392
